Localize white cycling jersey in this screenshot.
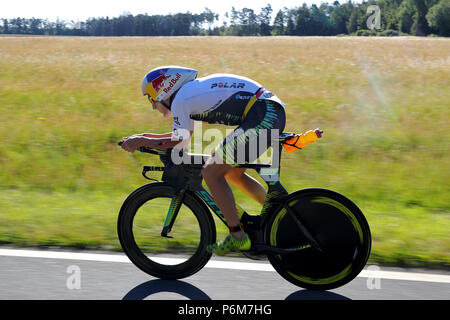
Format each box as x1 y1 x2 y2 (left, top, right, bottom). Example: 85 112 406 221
170 73 286 140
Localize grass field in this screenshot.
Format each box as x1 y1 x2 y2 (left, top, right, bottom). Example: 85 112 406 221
0 36 449 268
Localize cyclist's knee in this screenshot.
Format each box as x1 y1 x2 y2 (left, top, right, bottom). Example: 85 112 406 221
202 162 231 180
224 168 246 183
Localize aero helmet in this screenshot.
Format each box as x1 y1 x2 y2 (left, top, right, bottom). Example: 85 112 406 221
141 66 198 104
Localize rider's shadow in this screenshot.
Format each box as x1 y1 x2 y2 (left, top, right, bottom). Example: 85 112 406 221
123 280 350 300
285 290 351 300
122 279 212 300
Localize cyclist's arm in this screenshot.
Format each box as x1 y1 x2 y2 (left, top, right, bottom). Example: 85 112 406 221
139 130 193 151
133 132 173 139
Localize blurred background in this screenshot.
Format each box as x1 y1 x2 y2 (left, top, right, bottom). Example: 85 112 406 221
0 0 448 269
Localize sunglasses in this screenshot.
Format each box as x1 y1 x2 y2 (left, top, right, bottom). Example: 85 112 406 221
147 95 156 104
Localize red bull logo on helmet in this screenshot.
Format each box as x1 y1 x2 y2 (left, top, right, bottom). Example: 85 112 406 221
144 67 196 100
145 69 182 99
152 74 171 93
163 73 182 94
145 68 169 93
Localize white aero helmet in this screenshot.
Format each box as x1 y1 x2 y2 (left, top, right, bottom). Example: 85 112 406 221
141 66 198 104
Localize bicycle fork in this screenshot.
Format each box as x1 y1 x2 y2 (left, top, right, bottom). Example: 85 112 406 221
160 189 186 238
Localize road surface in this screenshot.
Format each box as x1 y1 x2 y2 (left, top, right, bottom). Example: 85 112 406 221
0 247 449 300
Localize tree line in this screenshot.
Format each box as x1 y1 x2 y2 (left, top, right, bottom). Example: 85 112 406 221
1 0 449 37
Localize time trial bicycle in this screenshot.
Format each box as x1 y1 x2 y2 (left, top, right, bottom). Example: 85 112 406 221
117 131 371 290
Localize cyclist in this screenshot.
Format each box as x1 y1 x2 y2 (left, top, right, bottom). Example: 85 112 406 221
120 66 286 255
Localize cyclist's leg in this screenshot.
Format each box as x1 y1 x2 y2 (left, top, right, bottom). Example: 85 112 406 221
225 168 266 205
202 162 243 235
202 162 251 255
204 100 286 255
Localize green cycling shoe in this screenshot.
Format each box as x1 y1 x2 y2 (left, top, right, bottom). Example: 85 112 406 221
207 233 251 255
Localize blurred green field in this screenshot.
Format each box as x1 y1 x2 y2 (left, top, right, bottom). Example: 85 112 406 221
0 36 448 268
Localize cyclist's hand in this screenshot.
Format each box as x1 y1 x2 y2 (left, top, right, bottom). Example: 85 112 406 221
121 136 146 153
119 136 132 148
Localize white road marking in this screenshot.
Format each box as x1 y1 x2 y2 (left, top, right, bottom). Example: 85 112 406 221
0 248 449 284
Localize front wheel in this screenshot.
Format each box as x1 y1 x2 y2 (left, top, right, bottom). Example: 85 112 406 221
266 188 371 290
118 183 216 279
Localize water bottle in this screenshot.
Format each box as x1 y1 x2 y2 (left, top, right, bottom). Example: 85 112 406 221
283 128 323 153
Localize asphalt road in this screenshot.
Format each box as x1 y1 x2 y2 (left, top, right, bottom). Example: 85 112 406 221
0 247 449 300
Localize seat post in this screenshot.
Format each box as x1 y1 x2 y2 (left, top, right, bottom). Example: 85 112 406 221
257 132 283 185
270 130 284 170
257 138 288 214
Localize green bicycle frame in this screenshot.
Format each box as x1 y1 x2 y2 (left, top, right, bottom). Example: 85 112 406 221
156 164 289 238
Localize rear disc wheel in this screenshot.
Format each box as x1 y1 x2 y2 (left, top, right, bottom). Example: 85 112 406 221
266 188 371 290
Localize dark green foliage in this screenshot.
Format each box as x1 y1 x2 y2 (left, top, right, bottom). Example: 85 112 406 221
0 1 446 36
426 0 450 36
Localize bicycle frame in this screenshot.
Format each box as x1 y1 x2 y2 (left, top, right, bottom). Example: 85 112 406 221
139 137 319 255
